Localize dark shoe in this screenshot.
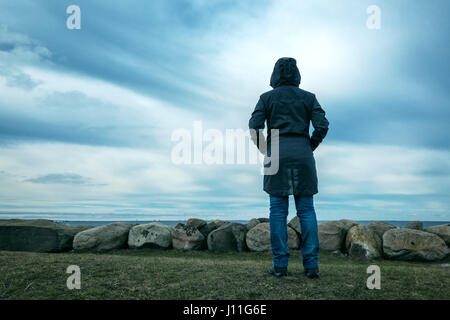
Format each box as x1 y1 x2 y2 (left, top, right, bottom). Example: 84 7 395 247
268 265 288 277
304 268 320 279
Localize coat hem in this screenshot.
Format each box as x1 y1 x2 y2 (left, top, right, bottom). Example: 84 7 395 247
264 188 318 197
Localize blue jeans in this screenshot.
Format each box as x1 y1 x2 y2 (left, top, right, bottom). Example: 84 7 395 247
269 195 319 269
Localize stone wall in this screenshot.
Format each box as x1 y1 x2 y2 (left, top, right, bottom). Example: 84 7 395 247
1 219 449 262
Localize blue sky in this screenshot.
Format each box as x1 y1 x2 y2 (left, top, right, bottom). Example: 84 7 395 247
0 0 449 222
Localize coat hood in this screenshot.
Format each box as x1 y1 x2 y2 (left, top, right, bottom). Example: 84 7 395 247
270 57 301 89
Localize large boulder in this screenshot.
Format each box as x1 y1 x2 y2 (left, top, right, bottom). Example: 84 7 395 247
199 219 228 238
246 223 300 252
171 223 205 250
345 225 381 259
128 222 172 249
339 219 359 231
383 228 449 261
0 219 90 252
245 218 270 231
246 218 261 231
287 216 301 236
318 220 358 251
405 221 423 230
73 222 133 252
207 222 247 252
186 218 207 230
425 224 450 246
367 221 398 251
318 221 344 251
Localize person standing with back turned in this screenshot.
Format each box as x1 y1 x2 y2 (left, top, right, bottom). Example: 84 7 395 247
249 57 329 279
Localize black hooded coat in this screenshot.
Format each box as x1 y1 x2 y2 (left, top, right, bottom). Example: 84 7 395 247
249 57 329 197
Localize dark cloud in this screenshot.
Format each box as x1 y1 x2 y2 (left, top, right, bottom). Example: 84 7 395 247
0 42 15 52
0 67 42 90
25 173 89 185
24 173 108 186
0 111 126 147
326 97 450 150
0 112 156 148
0 0 269 111
0 88 159 147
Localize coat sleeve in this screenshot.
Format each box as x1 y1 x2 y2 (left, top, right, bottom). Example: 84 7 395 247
310 95 329 151
248 97 267 154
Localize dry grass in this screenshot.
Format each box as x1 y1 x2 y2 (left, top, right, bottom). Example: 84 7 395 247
0 249 449 300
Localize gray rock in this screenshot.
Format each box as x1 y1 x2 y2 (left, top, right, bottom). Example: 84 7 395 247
338 219 359 232
245 222 300 252
246 218 261 231
246 223 271 252
424 224 450 246
288 216 301 236
73 222 133 252
367 221 398 251
318 221 345 251
257 218 270 223
0 219 88 252
405 221 423 230
186 218 207 230
318 220 357 251
172 223 205 251
383 228 449 261
199 219 228 238
128 222 172 249
207 222 247 252
345 225 381 259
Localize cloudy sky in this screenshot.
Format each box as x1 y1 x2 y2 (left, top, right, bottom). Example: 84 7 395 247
0 0 449 222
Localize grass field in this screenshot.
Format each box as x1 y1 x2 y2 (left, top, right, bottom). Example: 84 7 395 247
0 249 449 300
